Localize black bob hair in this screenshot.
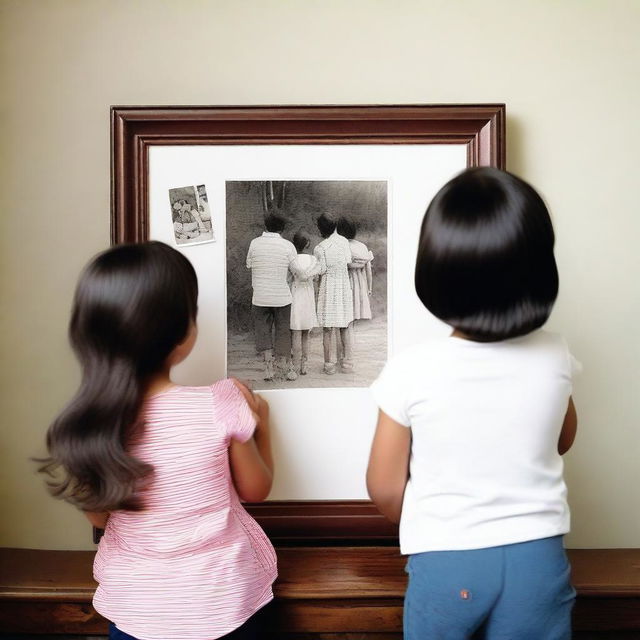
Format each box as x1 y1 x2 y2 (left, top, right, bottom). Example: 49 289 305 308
292 230 310 253
316 213 337 238
264 213 286 233
39 242 199 512
415 167 559 342
337 216 356 240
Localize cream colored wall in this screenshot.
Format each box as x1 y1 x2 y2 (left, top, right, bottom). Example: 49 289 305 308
1 0 638 550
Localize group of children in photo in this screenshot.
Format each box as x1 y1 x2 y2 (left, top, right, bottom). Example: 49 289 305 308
245 211 374 381
41 168 580 640
172 197 213 242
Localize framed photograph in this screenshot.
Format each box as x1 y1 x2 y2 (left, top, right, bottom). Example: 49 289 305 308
226 179 388 390
111 105 505 542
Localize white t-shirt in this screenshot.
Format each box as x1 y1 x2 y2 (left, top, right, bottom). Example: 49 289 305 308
370 329 581 555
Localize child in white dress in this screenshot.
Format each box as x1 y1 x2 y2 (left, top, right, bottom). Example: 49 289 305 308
289 231 320 375
313 214 354 374
338 217 374 321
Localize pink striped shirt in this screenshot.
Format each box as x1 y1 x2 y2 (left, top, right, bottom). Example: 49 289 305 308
93 380 277 639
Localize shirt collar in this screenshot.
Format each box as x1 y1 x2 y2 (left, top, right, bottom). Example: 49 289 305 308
262 231 281 238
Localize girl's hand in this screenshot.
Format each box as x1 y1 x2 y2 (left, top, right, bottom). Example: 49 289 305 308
231 377 257 408
229 378 274 502
231 379 269 432
251 393 269 433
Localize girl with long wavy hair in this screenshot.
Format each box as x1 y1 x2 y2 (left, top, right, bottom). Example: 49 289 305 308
39 241 275 640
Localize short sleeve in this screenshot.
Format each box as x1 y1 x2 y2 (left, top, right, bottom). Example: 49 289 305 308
370 357 411 427
569 352 583 377
561 336 583 378
313 245 327 274
213 379 256 443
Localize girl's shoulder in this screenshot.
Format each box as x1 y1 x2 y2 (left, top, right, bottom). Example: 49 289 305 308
520 330 583 375
488 329 573 357
349 239 372 257
445 329 582 376
375 338 446 381
210 378 245 400
154 380 253 431
146 381 238 403
144 385 216 412
370 341 444 420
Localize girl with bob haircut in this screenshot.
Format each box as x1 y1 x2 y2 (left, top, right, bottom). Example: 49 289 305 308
367 168 580 639
39 241 276 640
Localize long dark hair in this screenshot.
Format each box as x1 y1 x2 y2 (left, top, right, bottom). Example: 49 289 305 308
415 167 558 342
39 242 198 512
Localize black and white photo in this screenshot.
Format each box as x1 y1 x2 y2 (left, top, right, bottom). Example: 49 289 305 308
226 180 388 389
168 184 214 245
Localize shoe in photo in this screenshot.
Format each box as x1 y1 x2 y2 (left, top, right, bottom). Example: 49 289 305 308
323 362 337 375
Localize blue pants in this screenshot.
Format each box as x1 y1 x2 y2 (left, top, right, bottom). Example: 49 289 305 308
404 536 575 640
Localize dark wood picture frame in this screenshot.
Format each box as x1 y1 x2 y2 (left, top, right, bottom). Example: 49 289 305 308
111 104 506 544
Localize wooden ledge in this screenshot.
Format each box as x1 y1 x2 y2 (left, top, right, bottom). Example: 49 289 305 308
569 549 640 598
2 547 639 601
1 547 639 634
